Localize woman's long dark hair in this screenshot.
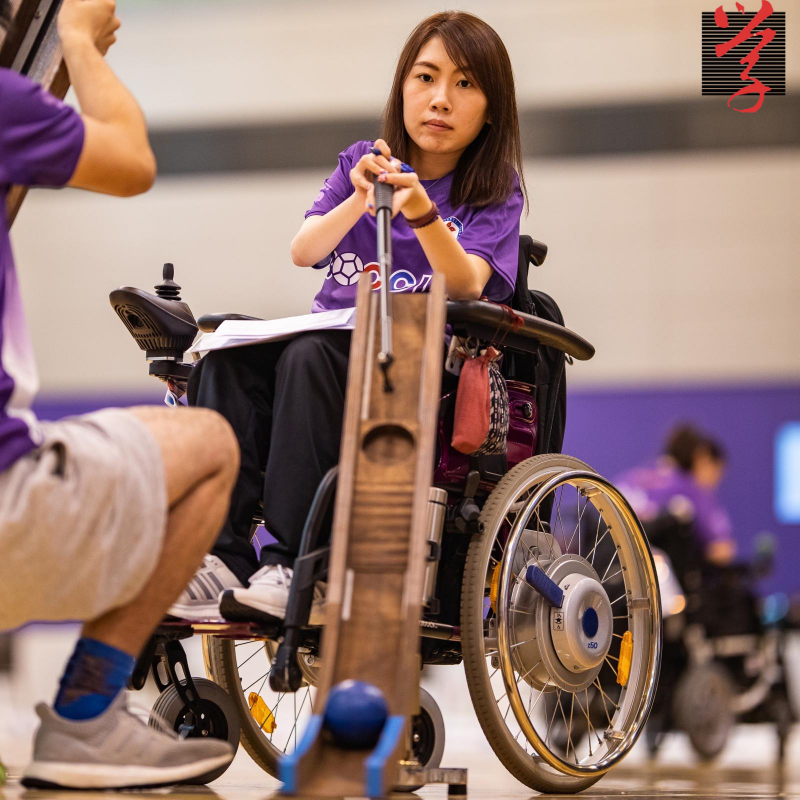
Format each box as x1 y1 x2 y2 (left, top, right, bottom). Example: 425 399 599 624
381 11 527 210
0 0 12 34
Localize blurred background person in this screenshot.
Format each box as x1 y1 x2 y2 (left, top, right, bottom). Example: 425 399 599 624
617 424 736 566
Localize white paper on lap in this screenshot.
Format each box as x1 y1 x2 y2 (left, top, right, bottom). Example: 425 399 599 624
188 307 356 355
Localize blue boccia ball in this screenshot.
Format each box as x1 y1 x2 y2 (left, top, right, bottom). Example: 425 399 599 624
323 680 389 749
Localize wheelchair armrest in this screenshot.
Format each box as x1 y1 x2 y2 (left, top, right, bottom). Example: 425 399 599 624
446 301 595 361
197 312 265 333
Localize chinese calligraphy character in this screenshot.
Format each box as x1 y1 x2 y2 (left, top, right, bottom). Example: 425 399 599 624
714 1 776 112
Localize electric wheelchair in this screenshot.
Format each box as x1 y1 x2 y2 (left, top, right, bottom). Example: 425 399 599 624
643 516 795 763
111 236 662 794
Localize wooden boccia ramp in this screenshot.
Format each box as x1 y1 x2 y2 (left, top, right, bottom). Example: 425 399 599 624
280 274 466 798
1 0 70 226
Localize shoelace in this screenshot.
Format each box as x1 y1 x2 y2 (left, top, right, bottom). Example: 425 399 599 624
252 564 292 588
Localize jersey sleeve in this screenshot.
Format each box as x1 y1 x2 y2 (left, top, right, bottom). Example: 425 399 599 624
305 140 368 218
459 178 524 301
695 495 734 546
0 70 85 189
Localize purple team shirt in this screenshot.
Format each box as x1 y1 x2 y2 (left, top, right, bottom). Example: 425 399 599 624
616 461 733 549
307 140 523 313
0 68 85 473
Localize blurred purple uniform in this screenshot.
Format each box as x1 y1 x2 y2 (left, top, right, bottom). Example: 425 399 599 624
306 140 524 312
0 68 84 473
616 460 733 549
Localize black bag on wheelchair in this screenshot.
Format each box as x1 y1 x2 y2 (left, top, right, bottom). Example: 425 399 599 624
504 234 568 457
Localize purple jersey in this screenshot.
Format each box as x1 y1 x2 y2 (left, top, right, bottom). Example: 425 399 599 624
616 461 733 548
306 141 523 313
0 68 85 473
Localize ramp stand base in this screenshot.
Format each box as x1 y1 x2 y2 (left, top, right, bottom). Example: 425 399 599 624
395 765 468 796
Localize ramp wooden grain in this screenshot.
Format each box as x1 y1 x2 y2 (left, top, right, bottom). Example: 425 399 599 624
293 273 447 797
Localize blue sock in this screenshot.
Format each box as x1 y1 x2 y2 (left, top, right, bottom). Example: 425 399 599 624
54 637 136 721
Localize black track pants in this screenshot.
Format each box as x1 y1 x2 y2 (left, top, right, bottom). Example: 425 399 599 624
188 331 352 584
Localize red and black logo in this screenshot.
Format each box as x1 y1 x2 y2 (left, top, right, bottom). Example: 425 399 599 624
702 1 785 112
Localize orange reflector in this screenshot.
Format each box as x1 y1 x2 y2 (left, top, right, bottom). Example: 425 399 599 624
490 564 501 614
617 631 633 686
249 692 277 733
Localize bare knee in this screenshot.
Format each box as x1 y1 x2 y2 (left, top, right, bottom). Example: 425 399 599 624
175 408 240 483
200 409 240 483
128 406 239 501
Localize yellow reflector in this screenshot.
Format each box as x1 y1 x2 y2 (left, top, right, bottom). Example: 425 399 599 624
490 563 501 614
617 631 633 686
249 692 277 733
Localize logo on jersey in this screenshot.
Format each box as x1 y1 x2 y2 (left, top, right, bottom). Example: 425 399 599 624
326 252 433 294
329 252 364 286
443 216 463 239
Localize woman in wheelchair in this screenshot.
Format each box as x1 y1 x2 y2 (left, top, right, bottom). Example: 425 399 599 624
170 11 527 623
616 424 736 567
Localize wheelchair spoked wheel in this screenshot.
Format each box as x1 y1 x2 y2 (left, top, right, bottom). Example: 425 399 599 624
203 637 319 777
461 454 662 794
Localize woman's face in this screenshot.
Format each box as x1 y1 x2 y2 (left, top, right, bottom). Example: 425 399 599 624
402 35 490 159
693 449 725 490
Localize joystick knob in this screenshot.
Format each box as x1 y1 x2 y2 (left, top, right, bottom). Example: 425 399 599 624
154 263 182 301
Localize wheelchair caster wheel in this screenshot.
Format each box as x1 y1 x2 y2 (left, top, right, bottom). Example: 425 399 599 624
395 687 446 793
149 677 240 784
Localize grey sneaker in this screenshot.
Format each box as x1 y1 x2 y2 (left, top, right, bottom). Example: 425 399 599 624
168 554 243 621
21 693 234 789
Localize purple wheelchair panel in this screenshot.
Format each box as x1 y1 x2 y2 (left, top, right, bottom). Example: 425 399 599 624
434 381 538 487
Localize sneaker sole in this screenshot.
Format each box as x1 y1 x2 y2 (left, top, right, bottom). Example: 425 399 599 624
166 601 224 622
220 591 326 627
219 590 285 627
21 753 233 789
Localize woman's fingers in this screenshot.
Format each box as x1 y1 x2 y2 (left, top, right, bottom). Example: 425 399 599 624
371 139 392 160
350 168 373 193
365 184 376 216
360 154 398 176
376 171 418 187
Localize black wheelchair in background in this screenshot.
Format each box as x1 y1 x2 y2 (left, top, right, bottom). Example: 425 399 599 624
110 236 662 794
644 515 795 763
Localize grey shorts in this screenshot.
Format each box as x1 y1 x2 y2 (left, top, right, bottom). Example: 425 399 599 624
0 408 168 632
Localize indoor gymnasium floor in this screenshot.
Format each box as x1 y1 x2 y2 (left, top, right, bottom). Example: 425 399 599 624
2 633 798 800
1 748 799 800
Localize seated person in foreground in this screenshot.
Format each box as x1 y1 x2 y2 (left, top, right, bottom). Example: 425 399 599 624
0 0 238 788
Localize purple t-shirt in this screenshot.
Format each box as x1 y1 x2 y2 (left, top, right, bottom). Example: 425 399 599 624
616 461 733 549
306 140 523 313
0 68 85 473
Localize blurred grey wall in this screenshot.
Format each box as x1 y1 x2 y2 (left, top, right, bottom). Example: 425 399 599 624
10 0 800 393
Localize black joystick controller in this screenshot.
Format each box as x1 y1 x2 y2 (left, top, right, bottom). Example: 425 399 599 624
154 263 182 301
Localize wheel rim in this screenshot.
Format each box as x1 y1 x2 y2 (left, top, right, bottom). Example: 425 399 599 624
227 639 318 757
487 469 661 778
411 708 436 765
174 698 229 740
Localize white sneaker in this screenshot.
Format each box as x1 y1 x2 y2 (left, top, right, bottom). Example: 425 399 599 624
220 565 326 626
168 555 243 622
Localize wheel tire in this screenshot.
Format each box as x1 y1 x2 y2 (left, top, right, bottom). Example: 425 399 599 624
673 664 734 762
149 677 240 784
395 687 446 793
461 454 603 794
203 637 282 777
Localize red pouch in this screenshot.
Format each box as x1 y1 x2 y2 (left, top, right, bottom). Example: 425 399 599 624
452 346 507 455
